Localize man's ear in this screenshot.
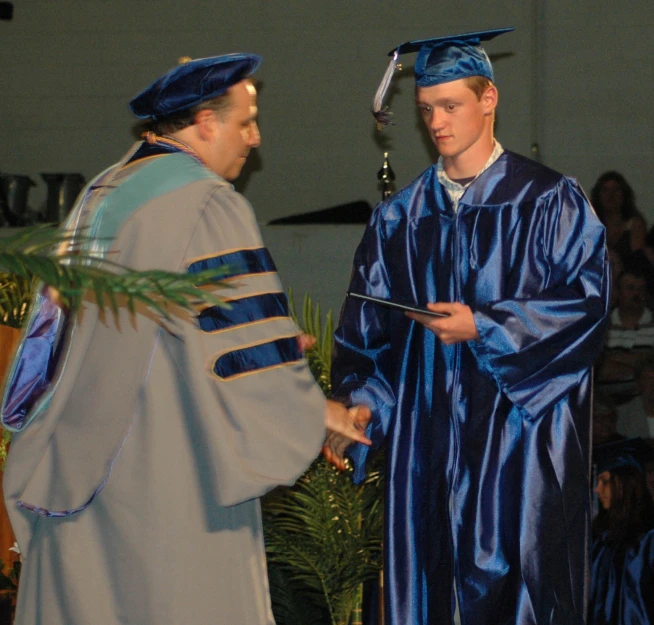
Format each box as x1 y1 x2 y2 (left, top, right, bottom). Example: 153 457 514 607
482 85 498 116
194 109 217 140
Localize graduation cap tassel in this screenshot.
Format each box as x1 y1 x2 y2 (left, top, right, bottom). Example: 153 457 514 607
371 50 399 130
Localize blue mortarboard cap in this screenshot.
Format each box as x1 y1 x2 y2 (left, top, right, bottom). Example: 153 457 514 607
593 437 654 474
130 53 262 120
373 27 513 129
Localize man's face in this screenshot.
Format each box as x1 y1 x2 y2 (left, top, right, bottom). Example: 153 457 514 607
617 273 647 314
416 79 493 163
208 79 260 181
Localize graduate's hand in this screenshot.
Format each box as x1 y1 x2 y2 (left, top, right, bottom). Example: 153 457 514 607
323 401 372 471
406 302 479 344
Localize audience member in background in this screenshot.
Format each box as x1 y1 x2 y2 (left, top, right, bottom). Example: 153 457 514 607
590 438 654 624
596 267 654 439
608 249 624 309
591 171 647 264
628 224 654 311
636 352 654 442
592 401 625 446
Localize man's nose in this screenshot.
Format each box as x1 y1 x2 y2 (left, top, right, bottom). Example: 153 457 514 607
249 122 261 148
430 111 446 132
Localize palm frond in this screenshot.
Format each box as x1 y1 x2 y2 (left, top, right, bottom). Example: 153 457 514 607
264 456 383 625
266 293 384 625
0 273 34 328
266 564 329 625
288 290 333 394
0 225 233 319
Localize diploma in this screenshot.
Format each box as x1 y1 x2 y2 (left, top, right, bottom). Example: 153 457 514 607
347 292 449 317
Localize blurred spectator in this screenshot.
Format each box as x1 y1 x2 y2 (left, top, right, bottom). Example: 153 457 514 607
608 249 624 309
627 225 654 311
637 353 654 442
592 401 625 446
590 438 654 624
591 171 647 264
596 267 654 438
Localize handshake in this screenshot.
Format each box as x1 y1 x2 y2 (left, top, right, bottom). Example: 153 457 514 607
323 399 372 471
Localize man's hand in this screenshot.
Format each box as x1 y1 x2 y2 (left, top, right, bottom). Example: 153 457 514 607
297 333 317 353
323 400 372 471
406 302 479 344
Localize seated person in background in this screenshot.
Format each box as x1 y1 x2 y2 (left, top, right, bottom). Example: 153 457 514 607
597 268 654 404
636 352 654 442
592 400 625 446
608 249 624 309
591 171 647 264
627 224 654 311
596 267 654 438
590 437 654 624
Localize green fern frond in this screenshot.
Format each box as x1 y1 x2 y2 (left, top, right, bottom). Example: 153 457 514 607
0 272 34 328
266 292 384 625
263 457 383 625
266 564 329 625
287 290 333 394
0 225 233 319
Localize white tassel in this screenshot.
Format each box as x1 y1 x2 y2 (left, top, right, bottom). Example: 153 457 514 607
371 50 399 128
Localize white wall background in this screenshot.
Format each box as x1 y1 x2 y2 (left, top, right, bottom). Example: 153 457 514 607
2 0 651 221
1 0 652 309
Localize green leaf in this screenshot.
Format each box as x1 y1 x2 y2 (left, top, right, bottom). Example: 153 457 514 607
0 227 234 319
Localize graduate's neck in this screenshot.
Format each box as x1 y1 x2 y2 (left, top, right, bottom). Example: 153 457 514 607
442 134 495 181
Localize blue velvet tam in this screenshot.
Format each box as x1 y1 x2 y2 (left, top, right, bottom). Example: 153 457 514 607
372 27 513 128
129 53 262 120
594 437 654 474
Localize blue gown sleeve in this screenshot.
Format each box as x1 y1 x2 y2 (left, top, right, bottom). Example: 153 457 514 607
469 178 610 420
332 211 397 455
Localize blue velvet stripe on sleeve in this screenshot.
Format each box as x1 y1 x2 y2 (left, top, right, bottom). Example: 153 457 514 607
198 292 288 333
213 337 301 380
188 247 277 282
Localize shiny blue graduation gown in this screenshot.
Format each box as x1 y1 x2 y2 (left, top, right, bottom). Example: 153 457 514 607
332 151 610 625
589 530 654 624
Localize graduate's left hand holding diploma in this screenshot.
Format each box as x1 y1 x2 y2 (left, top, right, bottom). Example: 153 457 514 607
405 301 480 344
347 291 478 344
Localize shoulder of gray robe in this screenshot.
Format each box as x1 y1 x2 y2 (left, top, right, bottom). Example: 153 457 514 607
4 155 326 545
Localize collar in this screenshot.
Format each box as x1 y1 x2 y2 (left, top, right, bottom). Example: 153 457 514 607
437 140 503 207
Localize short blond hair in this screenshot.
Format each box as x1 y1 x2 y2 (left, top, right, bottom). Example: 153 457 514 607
464 76 494 100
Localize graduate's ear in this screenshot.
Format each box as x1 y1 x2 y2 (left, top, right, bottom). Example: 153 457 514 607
481 85 498 116
194 109 218 140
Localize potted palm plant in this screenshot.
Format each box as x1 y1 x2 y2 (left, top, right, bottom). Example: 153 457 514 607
263 294 384 625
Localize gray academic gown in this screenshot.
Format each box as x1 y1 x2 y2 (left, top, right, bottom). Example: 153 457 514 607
3 147 326 625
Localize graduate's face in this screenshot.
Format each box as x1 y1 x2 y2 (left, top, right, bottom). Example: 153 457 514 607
205 80 261 181
416 79 496 163
595 471 613 510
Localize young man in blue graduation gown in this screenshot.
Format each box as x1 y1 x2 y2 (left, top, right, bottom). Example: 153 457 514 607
324 29 610 625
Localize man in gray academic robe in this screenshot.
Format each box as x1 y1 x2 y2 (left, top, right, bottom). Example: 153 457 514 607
2 53 370 625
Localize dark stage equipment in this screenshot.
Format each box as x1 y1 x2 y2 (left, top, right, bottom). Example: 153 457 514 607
0 2 13 21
